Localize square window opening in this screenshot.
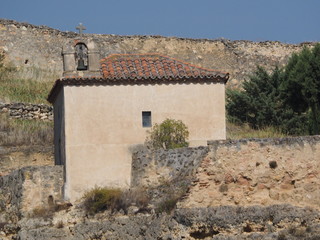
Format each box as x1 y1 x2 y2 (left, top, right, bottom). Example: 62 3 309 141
142 111 152 127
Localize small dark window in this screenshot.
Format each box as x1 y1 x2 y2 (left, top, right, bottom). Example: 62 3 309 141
142 111 152 127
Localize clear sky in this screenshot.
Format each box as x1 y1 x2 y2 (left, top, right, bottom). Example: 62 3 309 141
1 0 319 44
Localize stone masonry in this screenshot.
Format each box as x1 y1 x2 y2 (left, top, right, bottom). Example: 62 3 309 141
181 136 320 210
0 102 53 121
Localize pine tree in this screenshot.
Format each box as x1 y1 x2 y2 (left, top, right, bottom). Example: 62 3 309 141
227 66 284 130
282 43 320 134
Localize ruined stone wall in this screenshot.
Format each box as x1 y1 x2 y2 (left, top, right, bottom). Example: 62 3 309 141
0 166 63 219
131 146 208 187
0 19 317 86
132 136 320 210
0 102 53 120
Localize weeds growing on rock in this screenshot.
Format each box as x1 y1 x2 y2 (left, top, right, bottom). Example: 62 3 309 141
82 187 122 215
155 196 179 214
82 187 150 215
56 220 64 229
31 206 54 220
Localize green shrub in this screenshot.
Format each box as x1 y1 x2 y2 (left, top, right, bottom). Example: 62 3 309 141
82 187 122 215
146 118 189 150
82 187 150 215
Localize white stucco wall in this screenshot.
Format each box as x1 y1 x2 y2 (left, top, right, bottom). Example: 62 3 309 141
59 82 226 201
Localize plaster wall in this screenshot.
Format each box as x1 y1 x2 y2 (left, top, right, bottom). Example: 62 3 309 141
62 82 226 201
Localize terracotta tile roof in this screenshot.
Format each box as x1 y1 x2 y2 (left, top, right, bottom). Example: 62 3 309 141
100 53 229 81
48 53 229 103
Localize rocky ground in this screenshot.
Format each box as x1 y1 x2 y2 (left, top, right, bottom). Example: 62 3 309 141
1 204 320 239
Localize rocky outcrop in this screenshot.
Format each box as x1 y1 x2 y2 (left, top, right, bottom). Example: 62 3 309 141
0 19 317 87
0 166 63 219
5 205 320 240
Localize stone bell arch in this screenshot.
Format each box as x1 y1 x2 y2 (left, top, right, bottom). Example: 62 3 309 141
62 39 100 77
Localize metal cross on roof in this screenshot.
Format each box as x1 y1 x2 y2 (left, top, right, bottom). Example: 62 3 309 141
76 23 86 37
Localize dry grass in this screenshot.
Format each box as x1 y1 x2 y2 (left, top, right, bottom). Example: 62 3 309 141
0 57 55 104
31 206 54 220
0 113 53 146
56 220 64 229
82 187 150 215
0 77 54 104
226 121 287 140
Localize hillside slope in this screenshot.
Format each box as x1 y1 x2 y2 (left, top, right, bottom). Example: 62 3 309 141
0 19 317 87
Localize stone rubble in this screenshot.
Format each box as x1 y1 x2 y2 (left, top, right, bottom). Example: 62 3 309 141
0 102 53 121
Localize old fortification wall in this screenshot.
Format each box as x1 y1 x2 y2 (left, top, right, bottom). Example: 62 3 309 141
0 19 317 87
132 136 320 211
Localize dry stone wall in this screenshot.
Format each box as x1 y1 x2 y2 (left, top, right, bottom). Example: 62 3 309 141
0 102 53 120
0 19 317 86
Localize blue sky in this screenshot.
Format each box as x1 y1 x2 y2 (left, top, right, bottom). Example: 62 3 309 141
1 0 319 43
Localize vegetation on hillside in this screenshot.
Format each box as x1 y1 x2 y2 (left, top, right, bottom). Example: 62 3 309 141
227 43 320 136
226 122 287 140
0 52 53 104
0 52 53 146
0 113 53 146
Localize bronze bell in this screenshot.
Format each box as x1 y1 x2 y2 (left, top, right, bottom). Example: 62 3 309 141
77 58 87 71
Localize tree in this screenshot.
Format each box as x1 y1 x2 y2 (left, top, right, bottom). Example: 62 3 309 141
281 43 320 135
227 44 320 135
146 118 189 150
227 66 284 130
